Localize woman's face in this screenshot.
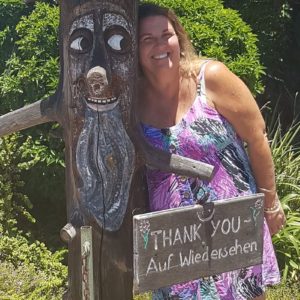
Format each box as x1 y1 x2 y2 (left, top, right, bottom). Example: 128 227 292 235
138 15 181 76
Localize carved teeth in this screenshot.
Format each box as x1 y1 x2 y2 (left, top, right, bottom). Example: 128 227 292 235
87 97 117 105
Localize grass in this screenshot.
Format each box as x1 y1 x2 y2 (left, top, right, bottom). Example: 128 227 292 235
267 282 300 300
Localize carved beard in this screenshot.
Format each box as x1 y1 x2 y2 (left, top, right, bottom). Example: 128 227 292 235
76 105 134 231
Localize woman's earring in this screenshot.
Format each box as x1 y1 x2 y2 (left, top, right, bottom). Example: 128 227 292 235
180 51 185 58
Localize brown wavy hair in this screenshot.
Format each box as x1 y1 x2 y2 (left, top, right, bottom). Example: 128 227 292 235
138 2 202 77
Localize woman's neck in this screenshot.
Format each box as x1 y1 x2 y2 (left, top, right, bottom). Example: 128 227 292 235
138 73 197 128
143 69 180 103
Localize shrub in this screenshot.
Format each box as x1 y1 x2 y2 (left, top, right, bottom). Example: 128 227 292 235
0 1 65 249
270 122 300 282
0 235 67 299
0 134 34 235
0 1 59 112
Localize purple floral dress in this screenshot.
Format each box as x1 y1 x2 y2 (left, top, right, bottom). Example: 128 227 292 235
141 62 280 300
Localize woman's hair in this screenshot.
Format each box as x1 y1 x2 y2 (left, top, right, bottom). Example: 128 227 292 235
138 2 202 77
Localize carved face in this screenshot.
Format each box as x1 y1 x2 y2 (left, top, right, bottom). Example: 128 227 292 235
66 2 136 231
69 4 134 114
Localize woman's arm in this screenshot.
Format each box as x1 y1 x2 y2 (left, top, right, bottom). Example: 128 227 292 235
205 61 286 235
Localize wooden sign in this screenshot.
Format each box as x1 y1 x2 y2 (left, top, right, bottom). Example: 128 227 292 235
133 194 264 294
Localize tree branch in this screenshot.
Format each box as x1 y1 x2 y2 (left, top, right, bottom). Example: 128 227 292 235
0 95 57 137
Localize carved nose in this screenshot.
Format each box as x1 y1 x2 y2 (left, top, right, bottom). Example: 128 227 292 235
87 66 108 95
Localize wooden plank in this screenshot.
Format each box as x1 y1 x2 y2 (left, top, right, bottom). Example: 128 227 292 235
132 126 214 180
133 194 264 294
0 97 56 137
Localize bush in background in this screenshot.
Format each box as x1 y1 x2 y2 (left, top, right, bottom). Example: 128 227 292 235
0 235 67 299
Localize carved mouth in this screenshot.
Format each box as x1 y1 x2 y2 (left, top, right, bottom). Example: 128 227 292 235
85 96 119 111
87 96 118 105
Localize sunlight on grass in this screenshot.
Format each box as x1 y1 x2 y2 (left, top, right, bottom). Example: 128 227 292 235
134 292 151 300
267 282 300 300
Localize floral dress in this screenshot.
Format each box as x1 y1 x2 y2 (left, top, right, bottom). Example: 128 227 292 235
141 62 280 300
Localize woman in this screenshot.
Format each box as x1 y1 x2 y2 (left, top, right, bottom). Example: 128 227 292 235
137 3 286 300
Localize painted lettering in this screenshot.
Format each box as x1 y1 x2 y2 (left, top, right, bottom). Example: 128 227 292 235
183 225 193 243
173 228 183 245
193 223 202 241
232 216 241 233
211 249 218 260
163 229 172 248
221 218 231 235
151 230 162 251
211 219 220 237
146 257 158 275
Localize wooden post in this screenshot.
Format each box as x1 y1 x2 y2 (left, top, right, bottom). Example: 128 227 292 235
0 1 214 299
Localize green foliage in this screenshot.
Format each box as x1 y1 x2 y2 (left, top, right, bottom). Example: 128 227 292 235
0 1 59 113
223 0 293 76
270 122 300 282
134 293 151 300
0 0 29 73
0 132 67 297
267 281 300 299
141 0 264 94
0 235 67 299
0 134 35 235
0 1 65 248
223 0 300 124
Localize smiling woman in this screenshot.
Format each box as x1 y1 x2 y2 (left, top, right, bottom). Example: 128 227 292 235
137 2 285 300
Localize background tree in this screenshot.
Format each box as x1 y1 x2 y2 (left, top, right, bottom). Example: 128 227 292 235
0 0 64 249
224 0 300 126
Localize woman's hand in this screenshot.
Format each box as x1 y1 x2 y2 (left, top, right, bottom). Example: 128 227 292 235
264 201 286 235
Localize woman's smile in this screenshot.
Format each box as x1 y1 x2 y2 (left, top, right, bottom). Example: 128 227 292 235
152 53 169 60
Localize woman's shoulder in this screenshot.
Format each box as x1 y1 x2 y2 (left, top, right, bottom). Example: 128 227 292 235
203 60 241 93
204 60 231 79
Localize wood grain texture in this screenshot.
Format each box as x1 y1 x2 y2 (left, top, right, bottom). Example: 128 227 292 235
133 194 264 294
0 96 56 136
59 1 141 299
132 126 214 181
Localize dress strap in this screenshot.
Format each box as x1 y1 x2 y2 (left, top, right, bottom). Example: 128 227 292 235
197 60 211 104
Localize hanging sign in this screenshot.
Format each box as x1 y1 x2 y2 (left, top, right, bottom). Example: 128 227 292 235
133 194 264 294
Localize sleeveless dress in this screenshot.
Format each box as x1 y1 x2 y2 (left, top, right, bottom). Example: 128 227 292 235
141 62 280 300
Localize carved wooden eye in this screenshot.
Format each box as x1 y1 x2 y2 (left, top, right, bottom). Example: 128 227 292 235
104 26 131 54
69 28 93 54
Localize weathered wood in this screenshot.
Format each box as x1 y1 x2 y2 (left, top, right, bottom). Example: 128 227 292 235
58 1 142 299
132 126 214 180
0 96 56 136
133 194 264 294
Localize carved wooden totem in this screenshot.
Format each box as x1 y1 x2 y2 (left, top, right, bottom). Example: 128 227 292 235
0 1 213 299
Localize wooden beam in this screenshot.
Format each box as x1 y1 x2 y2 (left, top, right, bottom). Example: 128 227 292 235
0 95 57 137
132 125 214 181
